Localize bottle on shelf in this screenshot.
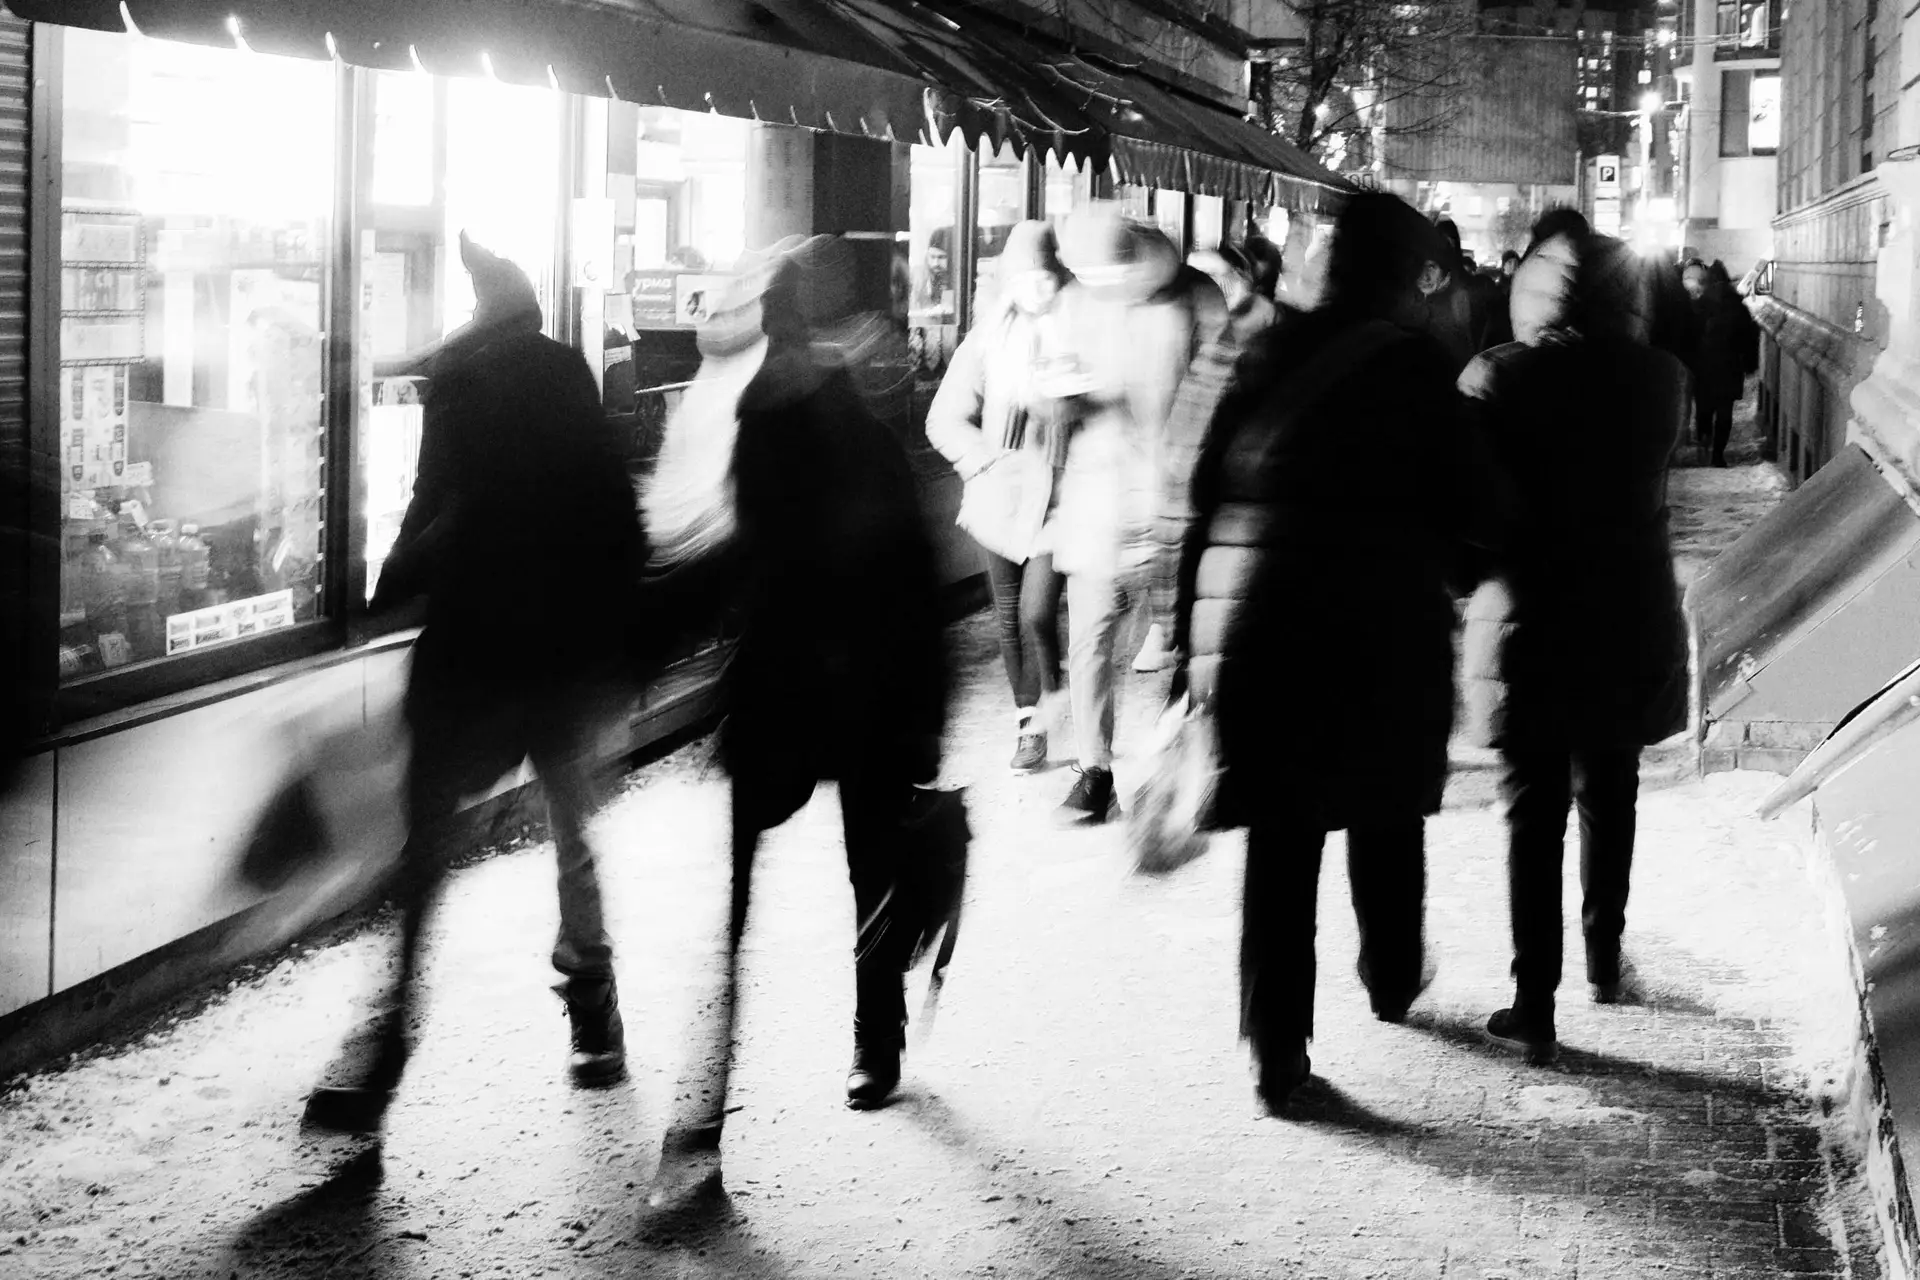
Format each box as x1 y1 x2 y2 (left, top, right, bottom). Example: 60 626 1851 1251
177 522 211 609
82 530 125 646
149 518 182 618
113 511 161 660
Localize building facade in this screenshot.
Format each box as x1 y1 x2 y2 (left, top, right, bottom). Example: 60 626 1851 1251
1675 0 1781 271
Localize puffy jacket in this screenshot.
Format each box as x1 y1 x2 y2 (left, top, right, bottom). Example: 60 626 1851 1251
1457 238 1689 749
1174 313 1465 831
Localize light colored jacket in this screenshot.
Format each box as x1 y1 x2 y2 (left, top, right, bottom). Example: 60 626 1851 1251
1045 253 1225 577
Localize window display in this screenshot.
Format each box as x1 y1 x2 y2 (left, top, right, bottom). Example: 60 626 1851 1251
57 29 332 680
908 138 963 396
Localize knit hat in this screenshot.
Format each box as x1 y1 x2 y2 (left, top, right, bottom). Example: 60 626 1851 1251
459 230 541 328
999 220 1069 283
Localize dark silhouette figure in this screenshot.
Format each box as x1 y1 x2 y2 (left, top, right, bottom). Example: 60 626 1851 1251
1173 192 1486 1113
1459 229 1690 1064
302 234 645 1132
1682 258 1754 465
643 236 951 1221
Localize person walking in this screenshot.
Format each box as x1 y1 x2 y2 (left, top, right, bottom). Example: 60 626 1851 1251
1173 192 1477 1113
1460 229 1690 1066
1682 257 1747 466
1046 207 1224 823
926 221 1072 772
642 236 951 1218
303 234 646 1132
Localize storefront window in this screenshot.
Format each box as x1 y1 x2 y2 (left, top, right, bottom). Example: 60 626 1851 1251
1192 196 1225 252
1152 190 1189 255
361 70 563 600
57 29 333 679
1044 154 1093 225
972 142 1024 321
908 138 962 395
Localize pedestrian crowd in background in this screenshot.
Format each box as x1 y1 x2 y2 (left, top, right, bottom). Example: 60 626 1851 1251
248 188 1736 1228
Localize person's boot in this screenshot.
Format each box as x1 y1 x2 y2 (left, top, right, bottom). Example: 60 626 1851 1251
1486 999 1558 1065
1362 951 1437 1024
845 1038 903 1110
1055 766 1116 826
1251 1039 1312 1116
304 1011 410 1133
555 977 627 1086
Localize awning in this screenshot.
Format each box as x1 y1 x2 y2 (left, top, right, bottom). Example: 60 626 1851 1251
14 0 1350 211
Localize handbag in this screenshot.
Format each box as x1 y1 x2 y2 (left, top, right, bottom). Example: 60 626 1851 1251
1127 673 1224 877
856 784 971 1043
956 446 1054 563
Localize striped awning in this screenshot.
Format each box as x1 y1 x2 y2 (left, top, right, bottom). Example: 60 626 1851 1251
13 0 1351 210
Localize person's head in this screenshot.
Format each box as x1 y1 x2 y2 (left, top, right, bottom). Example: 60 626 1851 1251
1525 207 1591 259
459 231 541 330
1190 244 1255 312
1707 259 1735 291
1509 231 1583 345
1681 257 1710 300
1500 249 1520 279
998 220 1070 316
1320 191 1456 325
925 226 954 282
1241 236 1285 301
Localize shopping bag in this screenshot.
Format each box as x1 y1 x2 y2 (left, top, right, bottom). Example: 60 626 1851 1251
1126 690 1223 876
857 784 971 1045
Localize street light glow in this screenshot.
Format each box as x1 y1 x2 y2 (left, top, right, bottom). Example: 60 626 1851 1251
1640 91 1663 115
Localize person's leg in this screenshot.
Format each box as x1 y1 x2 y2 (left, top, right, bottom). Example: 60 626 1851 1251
645 785 768 1215
1346 818 1428 1021
1059 566 1122 820
530 700 626 1084
1693 393 1713 455
1573 743 1641 998
983 551 1038 712
1489 741 1572 1060
1711 399 1735 466
1019 552 1066 704
1242 813 1326 1110
839 765 913 1108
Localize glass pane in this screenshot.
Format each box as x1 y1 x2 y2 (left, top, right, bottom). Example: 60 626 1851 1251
58 29 332 679
973 141 1024 320
361 71 563 601
1044 154 1092 225
908 139 960 396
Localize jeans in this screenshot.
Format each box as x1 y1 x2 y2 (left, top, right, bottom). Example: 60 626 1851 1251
983 550 1065 713
1064 547 1154 769
1500 741 1641 1020
1240 815 1426 1056
387 683 618 1022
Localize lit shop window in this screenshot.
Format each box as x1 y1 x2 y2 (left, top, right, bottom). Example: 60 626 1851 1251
1044 153 1094 226
360 70 563 600
57 28 332 680
972 141 1024 321
908 138 961 384
1192 195 1225 252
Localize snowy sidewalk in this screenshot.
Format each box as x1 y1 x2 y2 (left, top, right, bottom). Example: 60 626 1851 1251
0 604 1887 1280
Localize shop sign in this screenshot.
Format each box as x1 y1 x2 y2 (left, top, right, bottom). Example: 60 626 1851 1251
165 589 295 657
1595 155 1620 197
630 270 679 327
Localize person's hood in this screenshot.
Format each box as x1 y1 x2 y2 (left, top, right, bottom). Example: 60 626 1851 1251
371 232 542 378
1058 204 1178 304
1508 233 1580 345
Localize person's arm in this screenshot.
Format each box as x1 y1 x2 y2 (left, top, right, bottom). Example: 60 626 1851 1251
1445 351 1521 595
924 321 997 479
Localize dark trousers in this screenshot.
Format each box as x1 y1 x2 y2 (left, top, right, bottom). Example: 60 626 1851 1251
1240 815 1426 1056
983 550 1064 712
1500 742 1640 1020
1695 396 1734 464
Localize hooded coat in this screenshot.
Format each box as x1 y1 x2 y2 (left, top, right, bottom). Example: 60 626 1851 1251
376 239 644 701
1457 236 1689 749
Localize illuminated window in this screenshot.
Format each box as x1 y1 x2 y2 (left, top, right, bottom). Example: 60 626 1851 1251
57 27 333 679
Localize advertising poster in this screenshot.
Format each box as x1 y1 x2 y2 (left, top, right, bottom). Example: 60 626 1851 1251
630 269 677 327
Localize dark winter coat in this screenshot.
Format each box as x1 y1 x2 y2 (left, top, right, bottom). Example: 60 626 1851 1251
718 351 949 830
1174 314 1466 832
1687 289 1750 406
1457 331 1689 750
378 315 645 699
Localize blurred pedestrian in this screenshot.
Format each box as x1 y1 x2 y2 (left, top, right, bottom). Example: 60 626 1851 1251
303 234 646 1132
1427 218 1498 364
643 236 951 1217
1481 250 1523 349
927 221 1073 773
1191 243 1280 349
1458 229 1690 1065
1044 207 1225 822
1682 257 1747 465
1173 192 1482 1112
